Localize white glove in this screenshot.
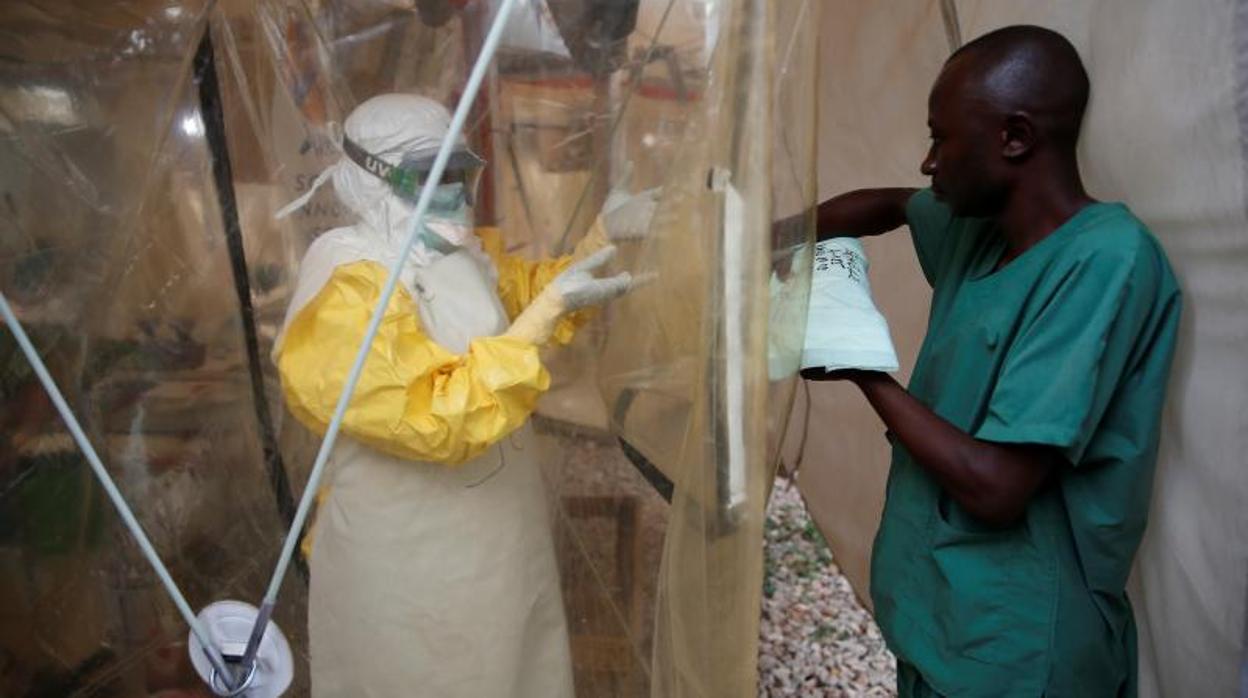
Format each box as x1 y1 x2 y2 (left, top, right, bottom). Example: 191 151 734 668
601 186 660 242
505 245 636 345
571 163 661 263
601 161 661 239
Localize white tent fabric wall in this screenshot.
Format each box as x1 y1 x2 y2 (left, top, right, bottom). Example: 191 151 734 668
797 1 1248 696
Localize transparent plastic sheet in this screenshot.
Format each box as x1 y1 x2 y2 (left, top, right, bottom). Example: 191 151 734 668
598 0 817 694
210 2 648 695
0 2 310 695
220 0 814 695
0 1 815 696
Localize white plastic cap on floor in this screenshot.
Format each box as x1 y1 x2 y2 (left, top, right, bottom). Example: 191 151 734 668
188 600 293 697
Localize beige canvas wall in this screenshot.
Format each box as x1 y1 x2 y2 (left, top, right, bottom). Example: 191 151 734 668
793 2 1248 695
953 3 1248 695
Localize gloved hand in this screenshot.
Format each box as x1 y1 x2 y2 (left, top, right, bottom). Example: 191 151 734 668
601 186 660 242
505 245 636 345
572 162 661 262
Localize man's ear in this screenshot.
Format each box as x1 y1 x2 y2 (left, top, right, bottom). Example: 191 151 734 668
1001 112 1035 160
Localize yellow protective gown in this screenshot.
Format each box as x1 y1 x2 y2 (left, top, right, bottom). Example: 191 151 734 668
274 225 579 698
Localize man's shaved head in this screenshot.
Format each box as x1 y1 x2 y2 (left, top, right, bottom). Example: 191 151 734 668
945 25 1090 147
921 26 1091 216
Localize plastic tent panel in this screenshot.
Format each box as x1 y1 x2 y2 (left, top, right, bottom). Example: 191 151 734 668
0 0 817 695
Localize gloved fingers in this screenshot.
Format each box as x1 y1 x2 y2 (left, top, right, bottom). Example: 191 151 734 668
595 270 634 299
636 186 661 203
566 243 617 275
560 271 633 311
604 191 661 241
628 270 659 290
626 189 662 217
574 272 633 309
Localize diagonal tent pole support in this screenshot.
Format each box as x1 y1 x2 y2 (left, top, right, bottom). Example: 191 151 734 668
193 26 308 584
0 293 240 691
233 0 525 676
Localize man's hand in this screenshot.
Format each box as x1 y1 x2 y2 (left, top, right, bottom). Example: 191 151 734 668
799 367 870 382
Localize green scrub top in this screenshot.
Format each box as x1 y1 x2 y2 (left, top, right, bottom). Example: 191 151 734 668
871 190 1182 698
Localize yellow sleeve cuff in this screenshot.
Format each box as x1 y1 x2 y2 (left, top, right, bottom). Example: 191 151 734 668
475 226 593 346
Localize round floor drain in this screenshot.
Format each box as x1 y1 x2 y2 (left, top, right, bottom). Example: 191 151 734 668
188 600 293 697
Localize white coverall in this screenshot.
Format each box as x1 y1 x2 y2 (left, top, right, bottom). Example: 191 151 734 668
273 93 643 697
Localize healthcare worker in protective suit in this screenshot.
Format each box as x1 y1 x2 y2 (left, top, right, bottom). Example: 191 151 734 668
272 93 656 697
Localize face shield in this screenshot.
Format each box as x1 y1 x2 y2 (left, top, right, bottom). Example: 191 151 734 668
341 137 485 258
341 133 485 209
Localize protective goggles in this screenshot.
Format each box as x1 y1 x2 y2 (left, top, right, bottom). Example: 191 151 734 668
342 136 486 206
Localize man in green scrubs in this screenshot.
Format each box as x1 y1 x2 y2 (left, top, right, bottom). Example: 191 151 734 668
803 26 1182 697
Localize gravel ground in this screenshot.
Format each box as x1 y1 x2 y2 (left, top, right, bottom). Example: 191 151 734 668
758 477 897 697
538 420 897 696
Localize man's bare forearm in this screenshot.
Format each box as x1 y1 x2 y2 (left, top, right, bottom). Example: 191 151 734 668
772 187 916 249
816 188 917 241
837 370 1057 526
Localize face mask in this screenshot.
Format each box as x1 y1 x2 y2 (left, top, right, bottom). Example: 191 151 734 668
428 182 468 213
418 183 474 254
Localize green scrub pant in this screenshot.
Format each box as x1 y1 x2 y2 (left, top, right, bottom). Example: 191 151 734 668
897 662 944 698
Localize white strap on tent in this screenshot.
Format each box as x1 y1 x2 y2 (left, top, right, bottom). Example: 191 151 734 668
273 162 337 219
233 0 526 674
0 292 240 691
275 121 343 220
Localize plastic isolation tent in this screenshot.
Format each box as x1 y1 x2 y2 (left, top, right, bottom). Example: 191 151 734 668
0 0 814 696
2 1 1246 697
